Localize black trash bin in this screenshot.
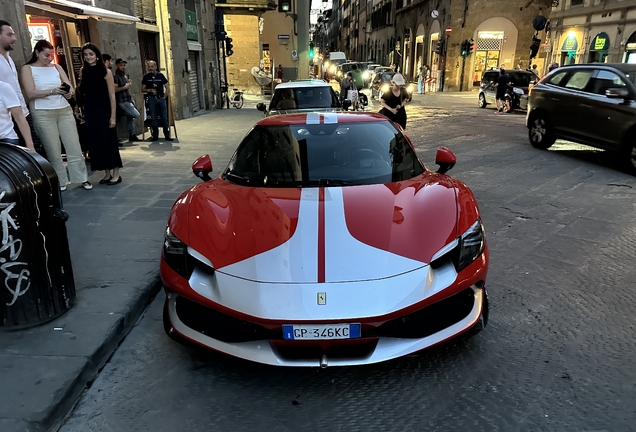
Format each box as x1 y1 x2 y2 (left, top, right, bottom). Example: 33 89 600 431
0 143 75 329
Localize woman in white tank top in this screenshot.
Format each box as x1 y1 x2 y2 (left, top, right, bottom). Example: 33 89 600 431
20 40 92 191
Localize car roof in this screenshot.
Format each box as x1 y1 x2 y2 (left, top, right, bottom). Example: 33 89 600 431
557 63 636 74
484 68 533 74
257 112 390 127
275 80 332 89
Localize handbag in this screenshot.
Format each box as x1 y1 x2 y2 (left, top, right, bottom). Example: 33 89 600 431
347 89 359 103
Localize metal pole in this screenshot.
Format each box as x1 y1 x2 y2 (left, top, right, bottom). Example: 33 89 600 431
296 0 310 79
460 55 466 92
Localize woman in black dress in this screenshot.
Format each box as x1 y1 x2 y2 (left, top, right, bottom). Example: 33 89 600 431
79 43 123 185
379 73 409 129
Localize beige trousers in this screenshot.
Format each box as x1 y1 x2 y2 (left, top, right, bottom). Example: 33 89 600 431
30 105 87 185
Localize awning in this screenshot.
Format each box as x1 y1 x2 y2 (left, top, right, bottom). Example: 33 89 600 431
590 32 610 51
24 0 139 24
560 35 578 52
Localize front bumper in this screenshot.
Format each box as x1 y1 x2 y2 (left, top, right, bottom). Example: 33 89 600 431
165 284 487 367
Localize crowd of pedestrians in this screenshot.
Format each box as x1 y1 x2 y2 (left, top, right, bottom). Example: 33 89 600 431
0 19 173 192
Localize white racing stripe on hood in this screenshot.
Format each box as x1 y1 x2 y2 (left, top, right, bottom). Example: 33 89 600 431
219 186 427 283
322 113 338 124
324 188 425 282
306 113 321 124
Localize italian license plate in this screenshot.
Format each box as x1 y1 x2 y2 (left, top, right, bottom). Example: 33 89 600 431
282 323 361 340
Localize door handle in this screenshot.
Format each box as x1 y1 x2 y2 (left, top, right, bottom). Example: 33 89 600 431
581 104 593 108
549 97 559 101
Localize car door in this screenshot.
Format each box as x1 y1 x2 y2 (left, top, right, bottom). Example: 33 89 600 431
575 69 636 149
482 72 497 104
555 69 596 141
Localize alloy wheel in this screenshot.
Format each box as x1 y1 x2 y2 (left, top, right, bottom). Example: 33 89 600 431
529 116 555 149
478 94 486 108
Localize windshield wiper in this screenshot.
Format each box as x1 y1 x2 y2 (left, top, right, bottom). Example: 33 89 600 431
316 179 356 186
225 172 252 184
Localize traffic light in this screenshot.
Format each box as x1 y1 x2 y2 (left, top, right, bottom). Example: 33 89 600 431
309 42 315 59
467 38 474 55
529 36 541 60
225 37 234 57
216 30 227 41
434 40 442 54
460 40 468 56
278 1 291 12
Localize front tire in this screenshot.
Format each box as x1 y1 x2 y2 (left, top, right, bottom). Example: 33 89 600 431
478 93 486 108
234 96 244 109
528 114 556 149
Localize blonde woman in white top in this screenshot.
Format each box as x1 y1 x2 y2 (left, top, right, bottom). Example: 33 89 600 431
21 40 92 191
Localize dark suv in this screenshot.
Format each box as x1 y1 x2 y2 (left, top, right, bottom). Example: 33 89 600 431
478 69 536 112
526 63 636 172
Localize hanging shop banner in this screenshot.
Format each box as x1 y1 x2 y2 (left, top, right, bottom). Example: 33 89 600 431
186 10 198 41
590 32 610 51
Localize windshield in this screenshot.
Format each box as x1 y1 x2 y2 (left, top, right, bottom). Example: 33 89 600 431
224 122 425 187
269 87 339 110
508 72 534 87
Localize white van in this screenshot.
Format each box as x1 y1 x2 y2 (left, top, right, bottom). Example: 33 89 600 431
325 52 347 75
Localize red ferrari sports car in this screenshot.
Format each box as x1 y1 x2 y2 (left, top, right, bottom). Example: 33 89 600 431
161 112 489 367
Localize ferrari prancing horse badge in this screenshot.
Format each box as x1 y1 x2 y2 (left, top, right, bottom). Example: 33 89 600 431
317 292 326 305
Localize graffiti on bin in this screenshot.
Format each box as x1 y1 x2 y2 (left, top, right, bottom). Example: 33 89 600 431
0 190 30 306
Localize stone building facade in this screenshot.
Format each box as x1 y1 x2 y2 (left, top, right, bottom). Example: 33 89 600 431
443 0 552 91
547 0 636 68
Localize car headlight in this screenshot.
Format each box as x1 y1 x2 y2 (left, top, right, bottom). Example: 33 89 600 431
456 220 485 272
429 220 485 272
513 87 524 95
381 84 390 94
407 84 414 93
324 61 330 68
337 71 343 77
330 66 336 73
363 71 370 79
163 227 190 278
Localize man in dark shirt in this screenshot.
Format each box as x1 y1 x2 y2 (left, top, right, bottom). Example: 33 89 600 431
141 60 171 141
114 58 140 142
495 68 510 113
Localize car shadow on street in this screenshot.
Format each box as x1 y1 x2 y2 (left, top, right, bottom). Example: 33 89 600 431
139 141 182 156
547 141 631 174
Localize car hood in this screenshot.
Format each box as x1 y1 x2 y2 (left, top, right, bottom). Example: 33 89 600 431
185 174 459 283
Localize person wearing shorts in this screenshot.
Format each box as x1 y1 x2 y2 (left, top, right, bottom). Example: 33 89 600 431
495 69 510 113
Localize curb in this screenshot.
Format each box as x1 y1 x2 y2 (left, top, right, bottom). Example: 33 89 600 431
40 275 162 432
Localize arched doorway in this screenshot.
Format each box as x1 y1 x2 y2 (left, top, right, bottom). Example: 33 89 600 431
415 23 426 72
429 20 441 92
625 31 636 63
471 17 519 87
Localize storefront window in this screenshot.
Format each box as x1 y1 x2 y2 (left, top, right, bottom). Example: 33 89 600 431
473 31 503 86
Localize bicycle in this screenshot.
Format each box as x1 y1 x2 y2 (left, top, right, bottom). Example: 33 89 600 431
221 86 244 109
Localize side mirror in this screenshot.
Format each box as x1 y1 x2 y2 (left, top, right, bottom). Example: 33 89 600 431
606 88 630 99
256 102 266 112
435 146 456 174
192 154 213 181
342 99 352 111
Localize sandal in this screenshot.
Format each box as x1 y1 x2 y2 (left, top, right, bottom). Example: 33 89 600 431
107 176 122 186
99 176 112 184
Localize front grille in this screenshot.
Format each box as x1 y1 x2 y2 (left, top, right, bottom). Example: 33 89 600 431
365 288 476 339
175 287 476 344
175 296 280 343
272 340 378 361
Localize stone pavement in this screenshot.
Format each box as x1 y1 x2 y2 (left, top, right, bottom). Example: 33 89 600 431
0 97 269 432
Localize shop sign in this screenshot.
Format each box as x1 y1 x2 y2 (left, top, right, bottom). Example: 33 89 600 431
185 9 198 41
590 32 610 51
561 35 578 52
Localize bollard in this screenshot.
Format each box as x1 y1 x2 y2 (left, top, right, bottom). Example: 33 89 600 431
0 143 75 329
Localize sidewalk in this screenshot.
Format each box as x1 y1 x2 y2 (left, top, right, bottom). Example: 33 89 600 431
0 107 265 432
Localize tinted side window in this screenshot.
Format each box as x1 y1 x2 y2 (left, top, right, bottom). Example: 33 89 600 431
547 71 568 86
585 70 626 96
563 71 593 91
483 72 497 83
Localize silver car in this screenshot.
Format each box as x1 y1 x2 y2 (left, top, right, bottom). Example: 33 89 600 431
257 80 341 116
